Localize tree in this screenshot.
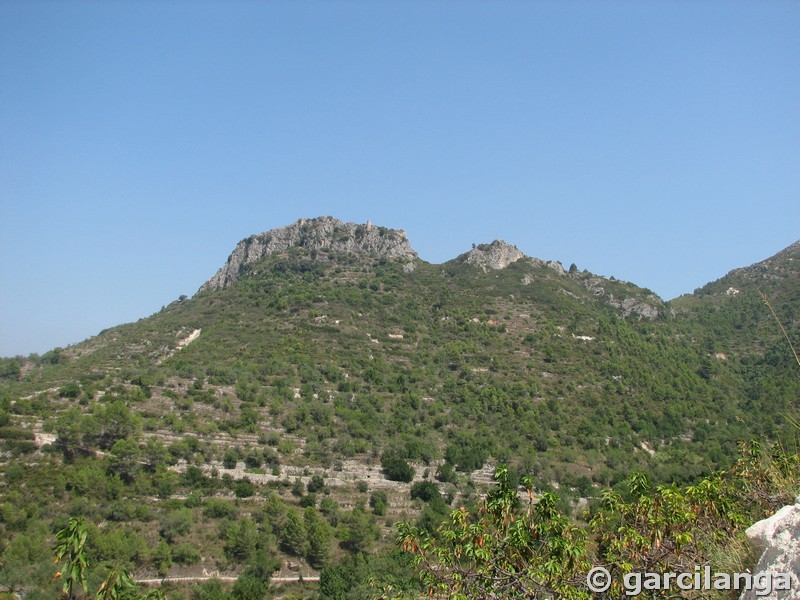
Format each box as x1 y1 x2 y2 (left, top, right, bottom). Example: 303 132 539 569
319 497 341 526
142 437 171 469
588 442 800 597
307 474 326 493
108 438 141 483
410 481 440 503
279 508 307 557
54 408 87 459
319 563 353 599
340 507 379 555
0 356 22 380
304 507 333 568
91 400 140 450
231 550 279 600
225 518 258 563
96 565 137 600
59 382 81 399
53 517 164 600
96 565 166 600
234 479 256 498
153 541 173 577
435 462 457 484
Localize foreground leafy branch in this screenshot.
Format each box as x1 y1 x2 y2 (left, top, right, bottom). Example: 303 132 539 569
397 441 800 599
53 517 89 599
397 467 591 599
52 517 165 600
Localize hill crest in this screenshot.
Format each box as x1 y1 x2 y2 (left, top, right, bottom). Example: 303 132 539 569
199 216 417 292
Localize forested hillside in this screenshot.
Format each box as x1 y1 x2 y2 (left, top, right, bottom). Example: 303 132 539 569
1 217 798 598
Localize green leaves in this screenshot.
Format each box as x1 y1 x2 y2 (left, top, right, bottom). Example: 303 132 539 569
53 517 89 598
398 467 591 598
53 517 164 600
95 565 137 600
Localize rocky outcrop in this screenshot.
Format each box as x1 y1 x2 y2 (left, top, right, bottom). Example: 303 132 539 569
198 217 417 292
741 498 800 599
607 295 662 320
530 257 566 275
463 240 525 271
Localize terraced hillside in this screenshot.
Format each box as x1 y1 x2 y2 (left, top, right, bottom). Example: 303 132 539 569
1 217 798 598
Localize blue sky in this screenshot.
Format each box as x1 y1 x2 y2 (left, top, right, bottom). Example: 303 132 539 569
1 1 798 357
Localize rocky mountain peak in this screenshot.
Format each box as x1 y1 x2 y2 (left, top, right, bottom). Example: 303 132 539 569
198 216 417 292
463 240 525 271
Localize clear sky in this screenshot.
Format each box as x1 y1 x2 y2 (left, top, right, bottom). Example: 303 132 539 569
1 1 798 357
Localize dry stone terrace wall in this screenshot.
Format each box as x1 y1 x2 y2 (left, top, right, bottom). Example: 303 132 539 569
172 457 452 504
23 411 499 511
21 413 498 499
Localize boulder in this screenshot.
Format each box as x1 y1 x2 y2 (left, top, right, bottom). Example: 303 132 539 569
740 498 800 599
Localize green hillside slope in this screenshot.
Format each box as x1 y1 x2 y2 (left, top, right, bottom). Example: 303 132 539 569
1 217 798 597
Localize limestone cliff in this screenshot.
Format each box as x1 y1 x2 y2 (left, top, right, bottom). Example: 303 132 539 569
462 240 525 271
198 216 417 292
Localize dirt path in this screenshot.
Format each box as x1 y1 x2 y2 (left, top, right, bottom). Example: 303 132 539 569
136 575 320 585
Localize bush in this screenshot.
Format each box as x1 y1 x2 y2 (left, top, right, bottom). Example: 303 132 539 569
435 462 457 483
381 450 414 483
410 481 440 503
203 499 238 519
222 449 239 470
58 383 81 399
185 490 203 508
160 508 194 543
234 480 255 498
307 474 326 493
369 491 388 516
173 543 201 565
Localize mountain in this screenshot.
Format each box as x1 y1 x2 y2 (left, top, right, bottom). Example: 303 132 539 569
1 217 798 593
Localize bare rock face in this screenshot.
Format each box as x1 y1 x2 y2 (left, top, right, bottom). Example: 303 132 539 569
463 240 525 271
199 217 417 292
741 498 800 599
607 295 662 320
530 257 566 275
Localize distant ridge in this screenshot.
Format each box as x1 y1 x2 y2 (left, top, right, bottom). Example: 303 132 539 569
691 238 800 298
